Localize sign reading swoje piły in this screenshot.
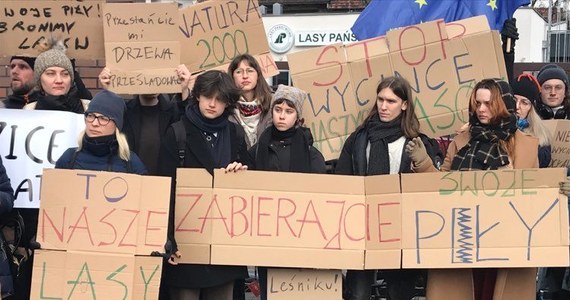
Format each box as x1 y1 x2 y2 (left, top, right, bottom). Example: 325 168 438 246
31 169 171 299
288 16 507 160
174 168 568 270
102 3 181 94
0 110 85 209
0 0 104 59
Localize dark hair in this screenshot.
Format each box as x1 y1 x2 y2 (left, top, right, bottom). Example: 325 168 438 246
190 70 240 112
227 54 273 113
357 76 420 138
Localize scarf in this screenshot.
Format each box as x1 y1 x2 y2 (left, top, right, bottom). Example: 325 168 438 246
366 114 404 175
451 113 517 170
83 134 118 157
35 87 84 114
236 97 262 117
185 104 231 168
256 126 311 173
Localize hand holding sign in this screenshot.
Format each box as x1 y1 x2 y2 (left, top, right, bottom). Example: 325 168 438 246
176 64 192 100
98 66 111 90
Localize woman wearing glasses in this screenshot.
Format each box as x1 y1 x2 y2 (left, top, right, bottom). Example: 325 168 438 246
55 90 146 174
228 54 274 148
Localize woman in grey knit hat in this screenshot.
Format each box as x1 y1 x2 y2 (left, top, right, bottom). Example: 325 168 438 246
23 40 89 113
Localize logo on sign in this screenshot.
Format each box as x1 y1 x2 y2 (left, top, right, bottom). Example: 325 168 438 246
268 24 294 54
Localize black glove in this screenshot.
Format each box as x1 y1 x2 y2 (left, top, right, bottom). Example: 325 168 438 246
501 18 519 52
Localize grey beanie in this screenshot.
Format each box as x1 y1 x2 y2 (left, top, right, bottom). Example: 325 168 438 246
537 64 569 87
272 85 308 119
86 90 126 130
34 41 74 89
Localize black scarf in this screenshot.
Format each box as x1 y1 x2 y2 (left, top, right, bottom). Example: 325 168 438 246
256 126 311 173
5 91 39 109
35 87 85 114
366 114 404 175
185 104 231 168
82 134 118 157
451 113 517 170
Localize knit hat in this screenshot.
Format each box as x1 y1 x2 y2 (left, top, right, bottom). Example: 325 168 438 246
86 90 126 130
11 55 36 70
272 85 308 119
537 64 569 87
511 74 541 106
34 40 74 89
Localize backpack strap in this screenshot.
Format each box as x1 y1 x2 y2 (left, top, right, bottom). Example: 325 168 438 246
171 121 187 167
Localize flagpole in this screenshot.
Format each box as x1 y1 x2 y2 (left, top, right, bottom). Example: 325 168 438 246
546 0 553 62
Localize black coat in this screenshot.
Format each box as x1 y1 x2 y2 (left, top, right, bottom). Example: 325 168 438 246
0 91 41 109
123 94 179 175
0 156 15 298
335 127 441 175
158 116 249 289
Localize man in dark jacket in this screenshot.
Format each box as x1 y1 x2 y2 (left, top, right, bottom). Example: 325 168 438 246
0 156 15 299
0 56 41 109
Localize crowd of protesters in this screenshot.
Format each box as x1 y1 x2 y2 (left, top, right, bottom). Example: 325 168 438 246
1 18 570 300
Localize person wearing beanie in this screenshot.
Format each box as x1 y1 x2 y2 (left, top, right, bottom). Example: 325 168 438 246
157 70 250 300
246 84 326 300
336 77 441 300
55 90 146 174
536 64 570 119
23 40 89 113
511 73 552 168
0 56 41 109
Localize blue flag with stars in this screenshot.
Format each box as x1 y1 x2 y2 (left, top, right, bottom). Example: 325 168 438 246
351 0 530 40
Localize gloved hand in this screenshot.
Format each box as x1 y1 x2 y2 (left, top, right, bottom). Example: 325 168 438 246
405 137 430 170
560 176 570 196
501 18 519 52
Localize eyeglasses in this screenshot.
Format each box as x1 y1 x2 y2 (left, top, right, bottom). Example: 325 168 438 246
542 84 565 93
233 68 256 76
85 113 112 126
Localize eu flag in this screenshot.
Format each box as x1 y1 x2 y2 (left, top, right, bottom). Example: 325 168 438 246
351 0 530 40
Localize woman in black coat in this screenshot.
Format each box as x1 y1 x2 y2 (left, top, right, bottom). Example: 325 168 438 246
0 156 15 299
336 76 440 300
158 70 250 300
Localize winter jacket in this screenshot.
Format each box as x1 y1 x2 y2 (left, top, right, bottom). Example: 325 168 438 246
538 144 552 168
0 156 15 298
229 110 273 149
335 127 442 175
157 116 250 289
55 146 146 175
0 91 41 109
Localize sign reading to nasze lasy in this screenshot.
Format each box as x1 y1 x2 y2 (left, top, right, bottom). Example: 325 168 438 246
173 168 568 270
0 0 104 59
0 109 84 209
288 16 507 160
102 3 181 94
31 169 170 299
178 0 278 77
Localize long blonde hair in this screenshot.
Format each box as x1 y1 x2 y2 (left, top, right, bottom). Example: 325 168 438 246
522 105 552 146
76 129 131 161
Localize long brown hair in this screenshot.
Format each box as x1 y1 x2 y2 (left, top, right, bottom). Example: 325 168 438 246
227 54 273 114
357 76 420 138
469 79 511 124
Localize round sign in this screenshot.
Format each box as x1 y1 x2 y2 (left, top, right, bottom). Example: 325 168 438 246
267 24 294 54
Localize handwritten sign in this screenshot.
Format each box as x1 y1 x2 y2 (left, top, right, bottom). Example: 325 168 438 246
174 168 568 270
0 110 84 209
0 0 104 59
288 16 507 160
400 168 569 268
267 268 341 300
178 0 277 77
103 3 180 94
544 120 570 168
31 251 162 300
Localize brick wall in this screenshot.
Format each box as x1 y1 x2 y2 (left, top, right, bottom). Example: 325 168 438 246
328 0 366 10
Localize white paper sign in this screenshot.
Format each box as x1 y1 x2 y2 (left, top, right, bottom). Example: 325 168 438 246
0 109 85 208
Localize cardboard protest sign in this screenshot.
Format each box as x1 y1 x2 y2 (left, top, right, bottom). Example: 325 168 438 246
267 268 342 300
400 168 569 268
102 3 181 94
178 0 278 77
0 0 104 59
543 120 570 168
288 16 506 160
0 110 84 209
31 250 162 300
37 169 171 255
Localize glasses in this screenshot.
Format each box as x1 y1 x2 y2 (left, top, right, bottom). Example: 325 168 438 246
233 68 256 76
85 113 112 126
542 85 565 93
